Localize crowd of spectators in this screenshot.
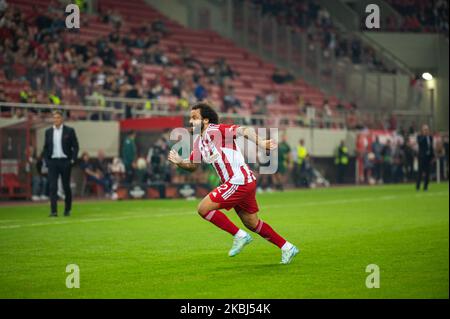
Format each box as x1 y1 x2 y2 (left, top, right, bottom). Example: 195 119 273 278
384 0 449 35
0 0 241 117
362 128 449 185
248 0 397 74
0 0 433 130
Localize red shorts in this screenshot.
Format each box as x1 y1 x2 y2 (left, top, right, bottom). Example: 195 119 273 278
208 180 259 214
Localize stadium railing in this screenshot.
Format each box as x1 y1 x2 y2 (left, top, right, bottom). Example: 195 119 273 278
1 98 433 131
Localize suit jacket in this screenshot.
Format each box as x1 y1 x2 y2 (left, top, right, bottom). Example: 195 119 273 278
417 134 434 160
43 125 79 163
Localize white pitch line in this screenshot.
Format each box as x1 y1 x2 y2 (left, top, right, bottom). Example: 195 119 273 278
0 191 447 230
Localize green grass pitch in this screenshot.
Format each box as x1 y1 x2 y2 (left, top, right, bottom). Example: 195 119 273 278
0 183 448 299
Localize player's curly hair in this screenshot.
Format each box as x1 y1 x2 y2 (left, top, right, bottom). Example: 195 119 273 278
191 101 219 124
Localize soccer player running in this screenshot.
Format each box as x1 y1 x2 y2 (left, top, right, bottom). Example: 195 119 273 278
168 102 299 264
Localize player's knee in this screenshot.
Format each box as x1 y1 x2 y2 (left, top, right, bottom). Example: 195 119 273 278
197 203 208 217
243 219 258 232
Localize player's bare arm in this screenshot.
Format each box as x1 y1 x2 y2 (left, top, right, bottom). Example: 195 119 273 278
168 150 199 172
236 126 278 150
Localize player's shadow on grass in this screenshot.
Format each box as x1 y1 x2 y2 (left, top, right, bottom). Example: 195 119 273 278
214 262 297 273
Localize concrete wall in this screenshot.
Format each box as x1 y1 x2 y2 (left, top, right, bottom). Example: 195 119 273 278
364 33 441 70
284 127 356 158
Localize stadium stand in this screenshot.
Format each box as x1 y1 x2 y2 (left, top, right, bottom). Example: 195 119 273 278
1 0 351 127
384 0 449 34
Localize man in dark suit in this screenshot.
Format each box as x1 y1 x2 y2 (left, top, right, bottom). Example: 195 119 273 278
43 110 79 216
416 124 434 191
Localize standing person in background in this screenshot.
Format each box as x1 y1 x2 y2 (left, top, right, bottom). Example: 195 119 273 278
392 141 405 183
122 130 137 185
93 150 114 195
273 134 291 191
382 140 393 184
295 139 308 188
363 147 374 184
371 137 383 183
416 125 434 191
79 152 113 197
403 139 415 181
29 147 49 201
335 140 349 184
43 110 79 217
434 140 446 181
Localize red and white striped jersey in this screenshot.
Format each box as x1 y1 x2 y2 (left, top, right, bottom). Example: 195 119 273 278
189 123 256 185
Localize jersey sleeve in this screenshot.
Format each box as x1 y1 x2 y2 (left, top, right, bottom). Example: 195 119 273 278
189 137 202 162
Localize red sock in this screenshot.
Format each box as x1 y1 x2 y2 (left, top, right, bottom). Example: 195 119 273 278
254 220 287 248
203 210 239 236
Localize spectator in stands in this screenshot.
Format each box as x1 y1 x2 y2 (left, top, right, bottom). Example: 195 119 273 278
110 157 125 190
382 139 393 183
79 152 112 197
264 89 279 105
152 19 169 37
124 84 141 118
317 6 332 28
402 138 415 181
93 149 113 190
335 101 345 112
272 68 295 84
372 137 383 183
171 74 183 98
385 0 448 35
392 140 405 183
252 95 268 125
176 89 195 111
148 81 164 100
216 57 238 84
194 78 208 101
363 147 375 184
351 38 362 64
30 148 49 201
147 137 169 183
109 9 123 30
303 99 313 113
223 85 242 113
122 130 137 185
108 30 121 44
322 99 332 128
154 46 170 66
179 46 204 70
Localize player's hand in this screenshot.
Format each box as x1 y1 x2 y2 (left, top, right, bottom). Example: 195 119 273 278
168 150 182 165
262 139 277 150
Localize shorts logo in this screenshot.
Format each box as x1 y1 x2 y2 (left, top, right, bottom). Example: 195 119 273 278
212 191 217 197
